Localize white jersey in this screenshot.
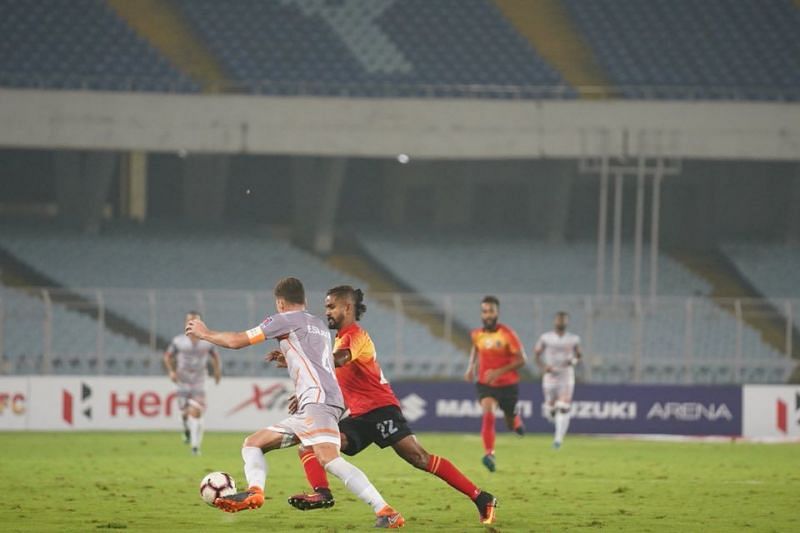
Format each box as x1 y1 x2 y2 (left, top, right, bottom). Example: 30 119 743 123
535 331 581 379
248 310 344 411
167 335 217 387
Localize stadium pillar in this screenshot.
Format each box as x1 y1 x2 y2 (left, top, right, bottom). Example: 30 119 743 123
55 150 117 232
119 151 148 222
181 154 228 222
433 164 472 228
611 171 624 304
290 156 347 255
380 160 407 227
649 162 664 304
787 165 800 244
595 155 609 297
633 154 646 299
544 160 574 243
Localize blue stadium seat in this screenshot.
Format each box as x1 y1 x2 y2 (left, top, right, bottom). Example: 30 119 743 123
563 0 800 100
0 0 199 92
174 0 573 99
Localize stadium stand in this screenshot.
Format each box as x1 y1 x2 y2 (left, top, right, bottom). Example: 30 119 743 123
1 224 794 382
0 0 198 92
174 0 573 98
723 243 800 298
2 0 797 100
0 225 461 378
0 283 148 376
357 231 795 383
563 0 800 100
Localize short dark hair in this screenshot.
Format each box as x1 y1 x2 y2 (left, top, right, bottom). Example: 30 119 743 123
555 311 569 318
327 285 367 321
481 295 500 307
274 277 305 305
186 310 202 318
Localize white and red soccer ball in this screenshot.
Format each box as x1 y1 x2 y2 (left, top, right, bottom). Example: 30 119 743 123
200 472 236 505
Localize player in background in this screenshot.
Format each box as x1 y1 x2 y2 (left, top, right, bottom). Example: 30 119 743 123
185 277 404 528
163 310 220 456
465 295 526 473
534 311 582 449
287 286 497 525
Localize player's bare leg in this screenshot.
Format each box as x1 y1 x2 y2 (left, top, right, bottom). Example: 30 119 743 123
392 435 497 525
181 413 190 444
312 442 404 528
214 428 288 512
479 397 497 472
503 407 525 437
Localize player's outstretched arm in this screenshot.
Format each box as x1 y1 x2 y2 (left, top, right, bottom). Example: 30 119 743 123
163 349 177 382
185 318 251 349
265 350 287 367
210 349 222 384
464 346 477 381
572 345 583 365
333 348 352 367
534 337 551 374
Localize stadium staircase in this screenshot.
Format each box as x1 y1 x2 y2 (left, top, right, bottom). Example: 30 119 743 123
671 248 800 374
326 242 473 355
493 0 611 98
106 0 228 92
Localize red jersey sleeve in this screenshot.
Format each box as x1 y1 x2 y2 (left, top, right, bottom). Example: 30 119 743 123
502 325 523 354
337 331 353 351
470 328 481 348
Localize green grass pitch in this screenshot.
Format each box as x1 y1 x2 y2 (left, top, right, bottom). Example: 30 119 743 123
1 431 798 532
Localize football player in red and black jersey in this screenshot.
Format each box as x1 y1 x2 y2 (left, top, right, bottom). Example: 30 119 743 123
465 295 527 473
288 286 497 525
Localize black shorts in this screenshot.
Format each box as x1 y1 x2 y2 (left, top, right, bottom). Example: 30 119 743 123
339 405 414 456
476 382 520 418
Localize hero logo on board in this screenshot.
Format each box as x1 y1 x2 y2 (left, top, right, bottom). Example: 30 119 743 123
62 382 93 425
776 393 800 434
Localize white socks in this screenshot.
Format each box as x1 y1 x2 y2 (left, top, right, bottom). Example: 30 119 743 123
325 457 387 513
188 416 204 449
554 411 571 444
242 446 267 490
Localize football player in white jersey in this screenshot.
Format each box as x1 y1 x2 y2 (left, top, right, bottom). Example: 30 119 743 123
534 311 582 449
163 310 221 456
185 277 404 528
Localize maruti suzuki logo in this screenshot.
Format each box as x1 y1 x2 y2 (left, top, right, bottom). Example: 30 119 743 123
400 394 427 423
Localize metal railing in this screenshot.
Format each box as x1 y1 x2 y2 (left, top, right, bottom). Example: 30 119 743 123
1 288 797 384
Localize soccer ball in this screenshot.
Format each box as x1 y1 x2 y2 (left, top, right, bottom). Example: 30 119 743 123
200 472 236 505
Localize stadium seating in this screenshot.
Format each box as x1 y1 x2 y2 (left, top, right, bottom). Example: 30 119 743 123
0 283 148 375
723 243 800 300
0 224 460 378
0 0 198 92
2 0 797 101
563 0 800 100
357 231 795 383
1 224 794 382
174 0 573 98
